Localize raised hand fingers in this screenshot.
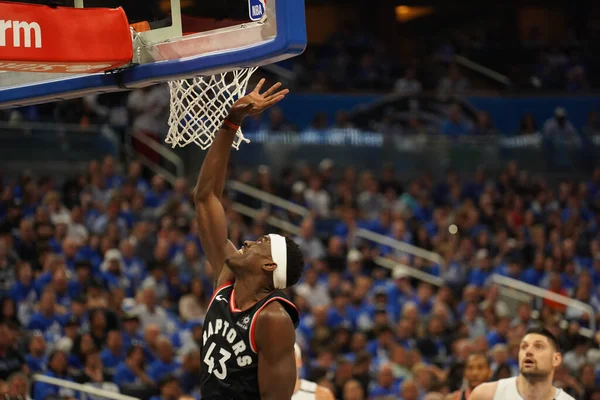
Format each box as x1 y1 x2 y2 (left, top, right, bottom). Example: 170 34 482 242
264 94 287 108
262 82 283 97
252 78 266 94
265 88 289 101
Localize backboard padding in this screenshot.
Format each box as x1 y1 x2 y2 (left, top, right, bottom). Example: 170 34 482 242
0 0 306 108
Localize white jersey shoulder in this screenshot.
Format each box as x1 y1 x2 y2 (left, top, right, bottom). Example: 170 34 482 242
493 377 575 400
292 379 318 400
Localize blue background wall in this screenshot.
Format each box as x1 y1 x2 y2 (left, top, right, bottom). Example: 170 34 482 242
467 96 600 134
277 93 377 128
277 93 600 133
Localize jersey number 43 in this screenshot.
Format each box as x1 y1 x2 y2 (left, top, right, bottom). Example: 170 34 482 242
203 342 231 380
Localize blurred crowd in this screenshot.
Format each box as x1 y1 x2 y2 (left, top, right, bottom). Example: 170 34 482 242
293 21 598 94
1 154 600 399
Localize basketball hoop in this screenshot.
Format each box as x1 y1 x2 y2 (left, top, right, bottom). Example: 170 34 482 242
166 67 258 150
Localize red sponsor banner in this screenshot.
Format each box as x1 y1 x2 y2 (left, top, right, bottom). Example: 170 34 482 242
0 1 132 73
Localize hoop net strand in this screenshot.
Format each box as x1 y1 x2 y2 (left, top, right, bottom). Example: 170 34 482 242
166 67 258 149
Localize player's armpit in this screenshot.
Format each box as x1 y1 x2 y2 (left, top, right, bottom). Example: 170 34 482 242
255 302 297 400
315 386 335 400
195 193 237 285
469 382 497 400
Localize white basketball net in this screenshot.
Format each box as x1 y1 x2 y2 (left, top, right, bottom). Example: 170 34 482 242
166 67 258 149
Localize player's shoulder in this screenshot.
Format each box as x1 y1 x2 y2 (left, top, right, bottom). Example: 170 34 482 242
253 300 296 353
315 385 334 400
256 300 293 326
469 381 498 400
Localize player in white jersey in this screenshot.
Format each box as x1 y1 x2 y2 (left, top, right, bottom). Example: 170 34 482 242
470 327 576 400
292 344 334 400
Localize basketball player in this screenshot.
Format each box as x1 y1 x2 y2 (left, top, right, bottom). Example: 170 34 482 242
446 353 492 400
194 79 305 400
292 344 334 400
470 327 575 400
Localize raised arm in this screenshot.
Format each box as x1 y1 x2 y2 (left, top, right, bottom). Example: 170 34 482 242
255 302 297 400
192 79 288 287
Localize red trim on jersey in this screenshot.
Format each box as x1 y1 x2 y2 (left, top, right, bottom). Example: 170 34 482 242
207 281 234 310
249 297 298 353
229 289 243 313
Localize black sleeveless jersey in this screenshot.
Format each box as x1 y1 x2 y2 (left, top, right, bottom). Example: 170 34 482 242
200 282 299 400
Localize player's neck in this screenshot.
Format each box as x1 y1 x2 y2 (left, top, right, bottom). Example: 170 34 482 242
232 279 271 311
517 374 556 400
294 378 300 394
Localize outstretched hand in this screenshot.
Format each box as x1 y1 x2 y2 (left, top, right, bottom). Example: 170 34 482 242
227 79 289 125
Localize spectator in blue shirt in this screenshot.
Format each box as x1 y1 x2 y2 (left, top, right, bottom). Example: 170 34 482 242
486 317 510 347
100 330 126 369
91 200 128 237
145 176 172 209
367 325 397 362
102 249 134 297
27 290 63 337
8 261 37 305
68 261 93 300
62 315 81 342
49 268 71 309
179 348 201 396
521 252 546 287
121 313 143 351
126 160 151 193
25 332 46 373
60 237 81 272
101 155 124 190
33 351 77 400
147 337 181 382
468 249 493 288
149 375 182 400
440 104 472 137
114 345 154 387
369 363 401 398
412 283 434 316
326 291 357 330
119 238 146 287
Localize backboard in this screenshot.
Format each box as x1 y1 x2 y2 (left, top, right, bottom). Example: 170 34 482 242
0 0 306 108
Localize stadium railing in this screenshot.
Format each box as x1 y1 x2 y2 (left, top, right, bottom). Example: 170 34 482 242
32 374 138 400
230 201 302 236
491 274 596 337
450 54 512 87
373 256 444 287
125 129 185 186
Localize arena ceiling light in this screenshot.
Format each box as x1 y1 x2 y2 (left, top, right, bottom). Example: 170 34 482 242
395 5 435 23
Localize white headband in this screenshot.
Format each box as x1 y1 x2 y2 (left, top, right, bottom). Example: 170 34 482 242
268 234 287 289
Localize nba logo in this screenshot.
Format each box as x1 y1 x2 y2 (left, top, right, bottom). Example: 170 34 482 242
248 0 266 21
